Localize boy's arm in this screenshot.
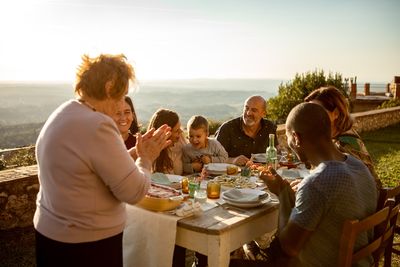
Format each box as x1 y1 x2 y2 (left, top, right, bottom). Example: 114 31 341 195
182 147 195 174
210 139 229 163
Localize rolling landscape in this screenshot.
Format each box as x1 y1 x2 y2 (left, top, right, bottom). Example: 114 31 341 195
0 79 282 149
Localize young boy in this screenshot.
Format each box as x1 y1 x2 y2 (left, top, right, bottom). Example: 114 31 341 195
182 115 228 174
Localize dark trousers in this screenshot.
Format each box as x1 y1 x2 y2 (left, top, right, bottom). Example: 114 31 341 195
35 230 123 267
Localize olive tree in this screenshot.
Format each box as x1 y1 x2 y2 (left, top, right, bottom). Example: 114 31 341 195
266 70 346 123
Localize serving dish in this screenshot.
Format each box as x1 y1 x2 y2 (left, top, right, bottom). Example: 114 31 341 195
137 184 184 211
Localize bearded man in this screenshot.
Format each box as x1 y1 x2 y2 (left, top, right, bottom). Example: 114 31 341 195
215 95 278 166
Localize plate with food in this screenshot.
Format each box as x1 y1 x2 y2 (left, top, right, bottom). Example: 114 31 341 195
277 168 309 181
279 161 301 169
137 183 184 211
205 163 240 175
212 175 260 190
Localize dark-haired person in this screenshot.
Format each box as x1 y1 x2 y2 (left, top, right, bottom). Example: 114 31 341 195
147 108 188 267
305 86 381 188
113 96 140 149
231 102 377 266
215 95 278 166
34 54 171 267
147 108 187 175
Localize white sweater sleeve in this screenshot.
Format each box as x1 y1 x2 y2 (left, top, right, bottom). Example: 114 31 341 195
90 120 150 204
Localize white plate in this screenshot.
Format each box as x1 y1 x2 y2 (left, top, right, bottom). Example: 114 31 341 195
222 189 270 204
206 163 238 175
252 153 266 163
277 168 309 181
166 174 184 183
224 197 271 208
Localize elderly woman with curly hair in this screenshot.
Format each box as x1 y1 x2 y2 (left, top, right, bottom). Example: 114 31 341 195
34 54 171 267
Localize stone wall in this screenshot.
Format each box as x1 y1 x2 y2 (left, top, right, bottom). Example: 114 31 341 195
0 165 38 230
0 107 399 230
352 106 400 133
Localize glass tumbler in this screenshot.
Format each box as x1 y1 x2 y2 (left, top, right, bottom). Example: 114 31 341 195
207 181 221 199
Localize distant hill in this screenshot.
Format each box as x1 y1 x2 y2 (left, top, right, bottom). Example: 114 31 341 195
0 122 44 149
0 79 282 148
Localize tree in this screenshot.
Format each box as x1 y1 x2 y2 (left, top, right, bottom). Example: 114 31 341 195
266 70 347 123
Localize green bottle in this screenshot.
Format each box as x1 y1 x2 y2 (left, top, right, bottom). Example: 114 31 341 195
266 134 278 169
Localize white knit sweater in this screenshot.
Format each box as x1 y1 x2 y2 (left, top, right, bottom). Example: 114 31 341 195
34 100 150 243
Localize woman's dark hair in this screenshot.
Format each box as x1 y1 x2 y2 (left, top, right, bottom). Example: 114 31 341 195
147 109 179 173
124 96 139 135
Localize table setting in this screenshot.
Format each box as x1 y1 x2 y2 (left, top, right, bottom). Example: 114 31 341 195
123 157 306 267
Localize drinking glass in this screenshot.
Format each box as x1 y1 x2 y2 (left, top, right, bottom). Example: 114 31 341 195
188 179 200 198
207 181 221 199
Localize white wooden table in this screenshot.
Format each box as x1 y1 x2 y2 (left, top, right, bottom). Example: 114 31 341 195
175 201 279 267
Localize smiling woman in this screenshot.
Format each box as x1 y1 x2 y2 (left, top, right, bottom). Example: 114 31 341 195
112 96 140 149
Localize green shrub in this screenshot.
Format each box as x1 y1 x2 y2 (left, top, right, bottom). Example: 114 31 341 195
378 98 400 109
208 119 222 135
5 148 36 168
266 70 346 123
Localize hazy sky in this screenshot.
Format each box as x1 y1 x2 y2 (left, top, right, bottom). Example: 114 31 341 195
1 0 399 82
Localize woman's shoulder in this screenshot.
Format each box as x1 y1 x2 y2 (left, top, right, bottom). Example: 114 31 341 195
336 128 362 144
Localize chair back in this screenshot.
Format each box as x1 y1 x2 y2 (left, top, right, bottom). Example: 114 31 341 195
338 207 389 267
377 185 400 211
374 199 400 267
377 184 400 262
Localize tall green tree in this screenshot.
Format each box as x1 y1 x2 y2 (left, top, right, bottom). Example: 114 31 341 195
266 70 346 123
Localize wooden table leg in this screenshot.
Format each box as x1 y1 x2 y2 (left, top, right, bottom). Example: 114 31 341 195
207 232 231 267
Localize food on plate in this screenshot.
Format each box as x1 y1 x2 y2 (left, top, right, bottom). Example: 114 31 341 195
146 183 181 198
279 161 300 169
247 162 269 173
212 175 257 189
226 165 239 175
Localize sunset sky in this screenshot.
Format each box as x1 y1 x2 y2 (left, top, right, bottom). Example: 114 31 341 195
0 0 399 82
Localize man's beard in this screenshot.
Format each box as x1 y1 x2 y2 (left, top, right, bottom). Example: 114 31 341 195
243 115 256 126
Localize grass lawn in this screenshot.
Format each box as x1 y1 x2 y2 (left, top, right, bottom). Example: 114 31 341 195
361 123 400 266
361 123 400 187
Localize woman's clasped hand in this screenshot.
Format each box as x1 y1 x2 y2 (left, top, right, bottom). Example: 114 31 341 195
135 124 172 164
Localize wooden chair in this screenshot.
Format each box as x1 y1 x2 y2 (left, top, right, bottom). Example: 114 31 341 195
377 184 400 211
376 184 400 265
338 207 390 267
374 200 400 267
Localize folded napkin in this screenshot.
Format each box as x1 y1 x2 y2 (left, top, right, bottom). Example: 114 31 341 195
175 202 202 217
223 188 262 203
123 204 180 267
151 172 172 185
